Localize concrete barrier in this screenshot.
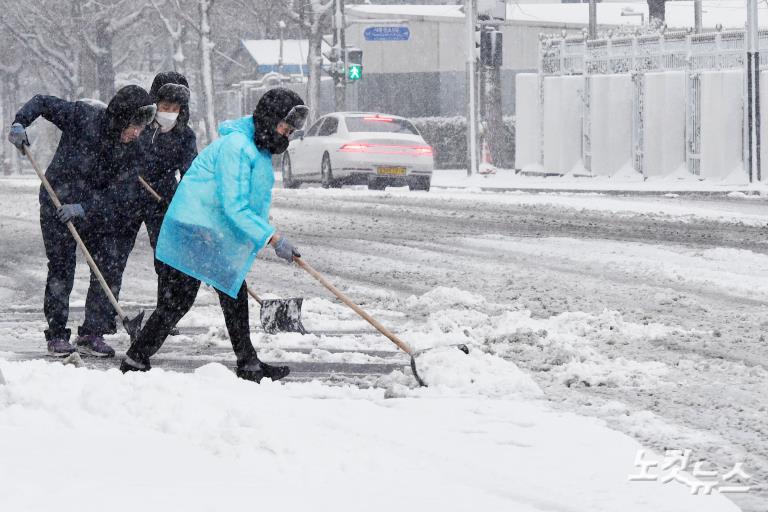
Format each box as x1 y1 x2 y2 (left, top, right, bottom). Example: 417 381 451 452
590 74 633 176
543 75 584 175
643 71 687 177
515 73 541 172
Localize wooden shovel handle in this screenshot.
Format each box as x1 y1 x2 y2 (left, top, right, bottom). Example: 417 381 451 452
246 285 263 305
294 257 414 356
138 175 164 202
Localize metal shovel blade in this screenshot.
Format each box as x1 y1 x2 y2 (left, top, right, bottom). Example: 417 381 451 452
410 344 470 387
259 298 306 334
122 311 145 342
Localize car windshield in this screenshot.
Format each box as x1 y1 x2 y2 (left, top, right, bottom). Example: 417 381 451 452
344 116 418 135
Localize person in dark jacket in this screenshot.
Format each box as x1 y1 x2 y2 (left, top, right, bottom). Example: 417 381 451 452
7 86 156 357
77 72 198 346
121 88 309 384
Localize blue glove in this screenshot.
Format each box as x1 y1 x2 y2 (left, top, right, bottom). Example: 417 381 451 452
8 123 29 150
273 237 300 262
56 204 85 223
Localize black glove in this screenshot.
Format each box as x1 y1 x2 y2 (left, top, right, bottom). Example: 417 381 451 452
273 237 300 262
56 204 85 223
8 123 29 150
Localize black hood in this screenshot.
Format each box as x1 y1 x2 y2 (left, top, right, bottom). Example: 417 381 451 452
105 85 154 138
252 88 305 154
150 71 191 128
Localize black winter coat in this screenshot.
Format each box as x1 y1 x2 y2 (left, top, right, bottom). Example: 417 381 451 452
137 123 197 202
14 95 135 215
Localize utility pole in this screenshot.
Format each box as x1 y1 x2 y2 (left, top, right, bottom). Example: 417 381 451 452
694 0 702 33
465 0 478 176
278 20 286 74
746 0 761 182
333 0 346 111
589 0 597 39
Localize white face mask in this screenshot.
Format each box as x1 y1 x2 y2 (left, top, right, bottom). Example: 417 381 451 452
156 111 179 132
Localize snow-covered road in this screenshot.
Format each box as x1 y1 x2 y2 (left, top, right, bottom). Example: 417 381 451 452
1 177 765 510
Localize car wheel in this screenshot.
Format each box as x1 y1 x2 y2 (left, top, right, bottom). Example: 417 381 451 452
409 177 431 192
282 154 301 189
321 153 340 189
367 179 386 191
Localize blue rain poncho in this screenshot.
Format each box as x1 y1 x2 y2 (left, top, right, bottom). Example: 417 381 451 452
155 116 276 298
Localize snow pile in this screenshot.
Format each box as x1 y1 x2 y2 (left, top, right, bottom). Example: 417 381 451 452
0 359 741 512
411 346 543 397
391 285 675 390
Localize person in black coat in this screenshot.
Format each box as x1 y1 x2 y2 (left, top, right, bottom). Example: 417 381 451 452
8 85 156 357
76 72 198 346
137 72 197 248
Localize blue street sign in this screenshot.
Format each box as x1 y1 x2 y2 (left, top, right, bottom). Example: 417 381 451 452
364 26 410 42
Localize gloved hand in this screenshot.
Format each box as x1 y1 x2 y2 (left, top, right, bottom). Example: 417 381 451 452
273 236 300 262
8 123 29 150
56 204 85 223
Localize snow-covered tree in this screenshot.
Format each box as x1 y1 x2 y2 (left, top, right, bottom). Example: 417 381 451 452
0 1 85 99
162 0 217 143
283 0 333 122
150 0 188 74
648 0 666 24
81 0 153 101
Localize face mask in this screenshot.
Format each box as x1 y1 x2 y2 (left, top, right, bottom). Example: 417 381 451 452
156 111 179 132
255 125 290 155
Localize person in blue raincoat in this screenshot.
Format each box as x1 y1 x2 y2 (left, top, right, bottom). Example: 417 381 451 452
121 88 308 383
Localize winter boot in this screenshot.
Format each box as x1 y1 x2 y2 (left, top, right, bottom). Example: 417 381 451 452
236 360 290 383
47 337 77 357
120 354 151 373
75 335 116 358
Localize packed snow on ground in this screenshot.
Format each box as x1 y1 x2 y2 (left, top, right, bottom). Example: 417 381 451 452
0 358 738 512
0 176 760 510
0 284 744 511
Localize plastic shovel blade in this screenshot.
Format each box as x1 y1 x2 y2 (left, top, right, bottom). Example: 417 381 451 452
259 298 307 334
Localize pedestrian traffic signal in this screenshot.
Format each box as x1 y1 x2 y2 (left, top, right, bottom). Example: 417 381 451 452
346 48 363 81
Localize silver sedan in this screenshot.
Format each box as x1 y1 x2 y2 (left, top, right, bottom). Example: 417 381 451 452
281 112 434 191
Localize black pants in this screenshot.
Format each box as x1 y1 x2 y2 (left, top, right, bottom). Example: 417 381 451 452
40 203 98 341
79 201 166 337
126 262 258 367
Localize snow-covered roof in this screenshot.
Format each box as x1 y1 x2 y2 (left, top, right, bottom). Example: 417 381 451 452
347 2 768 30
241 39 309 74
347 4 463 21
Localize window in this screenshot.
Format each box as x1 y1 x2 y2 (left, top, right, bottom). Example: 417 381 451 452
306 118 324 137
344 116 418 135
318 117 339 136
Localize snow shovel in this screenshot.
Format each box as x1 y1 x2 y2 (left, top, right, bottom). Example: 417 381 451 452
137 176 306 334
293 257 443 386
24 147 145 341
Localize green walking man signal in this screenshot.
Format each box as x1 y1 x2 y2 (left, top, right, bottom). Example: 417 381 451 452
346 48 363 81
348 64 362 81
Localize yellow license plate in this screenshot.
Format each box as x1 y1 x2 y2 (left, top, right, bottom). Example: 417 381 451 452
377 166 406 175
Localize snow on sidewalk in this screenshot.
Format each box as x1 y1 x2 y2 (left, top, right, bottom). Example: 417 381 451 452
0 355 738 512
432 169 768 194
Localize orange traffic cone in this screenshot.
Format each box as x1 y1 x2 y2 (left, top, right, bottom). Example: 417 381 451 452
478 139 497 175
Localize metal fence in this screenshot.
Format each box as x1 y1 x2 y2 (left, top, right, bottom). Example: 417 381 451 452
540 29 768 77
532 28 766 179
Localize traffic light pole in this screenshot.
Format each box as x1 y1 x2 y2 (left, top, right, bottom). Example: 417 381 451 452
333 0 347 112
465 0 479 176
747 0 761 182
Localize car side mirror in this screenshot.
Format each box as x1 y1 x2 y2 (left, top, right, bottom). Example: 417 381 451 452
292 129 305 141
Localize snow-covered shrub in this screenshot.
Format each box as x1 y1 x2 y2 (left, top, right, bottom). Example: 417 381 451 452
411 116 515 169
